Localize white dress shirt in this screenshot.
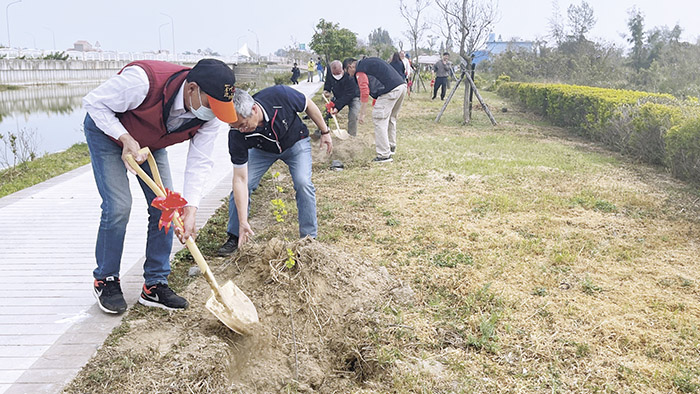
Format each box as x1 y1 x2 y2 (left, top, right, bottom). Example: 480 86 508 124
83 65 226 208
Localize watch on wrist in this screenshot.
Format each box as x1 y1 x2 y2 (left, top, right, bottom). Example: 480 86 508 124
320 128 330 135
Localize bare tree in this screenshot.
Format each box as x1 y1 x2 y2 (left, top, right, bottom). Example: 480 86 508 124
435 0 499 124
548 0 565 45
432 9 456 54
399 0 431 60
426 34 438 53
567 1 596 42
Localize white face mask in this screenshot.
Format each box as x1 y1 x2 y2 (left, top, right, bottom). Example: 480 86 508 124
189 86 216 121
332 72 344 80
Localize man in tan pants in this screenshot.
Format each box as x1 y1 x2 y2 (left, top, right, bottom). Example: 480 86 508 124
347 57 407 162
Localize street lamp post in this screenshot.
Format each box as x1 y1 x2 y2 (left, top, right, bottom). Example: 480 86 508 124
43 26 55 51
248 29 259 63
160 12 175 61
25 31 34 49
6 0 22 48
158 22 169 53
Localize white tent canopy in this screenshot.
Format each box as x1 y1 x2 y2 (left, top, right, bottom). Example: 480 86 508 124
237 43 252 58
417 55 440 65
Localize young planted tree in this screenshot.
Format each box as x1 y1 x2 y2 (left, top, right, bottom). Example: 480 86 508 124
399 0 431 61
435 0 498 124
433 6 456 54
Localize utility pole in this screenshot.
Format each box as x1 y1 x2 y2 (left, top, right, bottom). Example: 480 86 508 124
43 26 55 51
158 22 169 53
6 0 22 48
160 12 175 61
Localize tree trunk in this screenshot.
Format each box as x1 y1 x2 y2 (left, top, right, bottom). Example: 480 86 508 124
465 72 497 126
435 71 464 123
463 77 471 124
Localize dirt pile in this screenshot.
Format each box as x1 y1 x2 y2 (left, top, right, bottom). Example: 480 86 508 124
132 236 407 393
220 237 399 392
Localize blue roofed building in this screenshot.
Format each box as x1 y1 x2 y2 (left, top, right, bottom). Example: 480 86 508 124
472 33 535 65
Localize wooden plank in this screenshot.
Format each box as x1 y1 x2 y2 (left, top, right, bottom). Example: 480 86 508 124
0 290 87 298
0 346 49 358
1 298 94 307
0 358 34 370
0 306 87 315
0 336 61 346
0 371 23 384
3 383 63 394
0 271 98 278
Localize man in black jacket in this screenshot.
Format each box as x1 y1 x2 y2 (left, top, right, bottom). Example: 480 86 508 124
347 57 407 162
323 59 360 137
217 86 333 255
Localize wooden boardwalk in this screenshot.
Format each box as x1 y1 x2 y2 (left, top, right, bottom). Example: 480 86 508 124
0 81 323 393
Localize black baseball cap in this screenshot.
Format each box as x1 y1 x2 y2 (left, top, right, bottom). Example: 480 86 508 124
188 59 237 122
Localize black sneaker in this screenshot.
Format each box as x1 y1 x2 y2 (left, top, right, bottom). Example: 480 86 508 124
138 283 188 311
372 156 393 163
217 234 239 256
389 146 396 156
93 276 127 314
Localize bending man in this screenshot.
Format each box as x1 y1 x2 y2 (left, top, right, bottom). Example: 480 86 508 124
83 59 237 313
323 59 360 137
347 57 407 162
218 85 333 255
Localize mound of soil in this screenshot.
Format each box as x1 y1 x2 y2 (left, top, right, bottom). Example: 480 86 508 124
220 237 398 391
100 238 405 393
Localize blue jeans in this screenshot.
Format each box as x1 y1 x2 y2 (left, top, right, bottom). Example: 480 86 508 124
84 114 174 286
227 137 317 238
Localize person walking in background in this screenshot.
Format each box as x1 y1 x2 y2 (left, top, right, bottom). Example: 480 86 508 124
323 59 361 137
217 86 333 256
389 52 406 81
346 56 407 163
82 59 237 314
400 51 412 81
401 51 413 96
316 57 325 82
290 62 300 84
432 52 451 100
307 59 315 82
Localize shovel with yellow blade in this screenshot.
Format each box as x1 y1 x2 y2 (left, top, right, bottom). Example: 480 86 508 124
126 147 258 335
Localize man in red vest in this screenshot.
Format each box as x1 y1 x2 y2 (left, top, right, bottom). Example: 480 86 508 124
83 59 237 314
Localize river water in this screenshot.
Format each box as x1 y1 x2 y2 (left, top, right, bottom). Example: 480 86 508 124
0 84 97 165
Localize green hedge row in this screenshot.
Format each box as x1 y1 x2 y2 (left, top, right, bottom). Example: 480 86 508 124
497 82 700 183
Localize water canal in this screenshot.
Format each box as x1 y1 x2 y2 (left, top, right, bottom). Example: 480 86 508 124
0 84 97 163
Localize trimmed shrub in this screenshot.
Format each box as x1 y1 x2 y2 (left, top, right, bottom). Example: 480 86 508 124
498 81 700 183
666 118 700 183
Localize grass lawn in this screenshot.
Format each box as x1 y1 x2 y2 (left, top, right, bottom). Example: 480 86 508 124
66 84 700 393
0 143 91 198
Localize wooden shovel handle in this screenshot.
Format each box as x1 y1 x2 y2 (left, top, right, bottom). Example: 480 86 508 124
125 148 224 297
321 94 343 132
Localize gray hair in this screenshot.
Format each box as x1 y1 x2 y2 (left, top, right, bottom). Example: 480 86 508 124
330 60 342 74
233 89 255 119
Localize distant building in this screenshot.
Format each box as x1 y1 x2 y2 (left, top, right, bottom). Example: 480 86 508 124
472 33 535 65
72 40 94 52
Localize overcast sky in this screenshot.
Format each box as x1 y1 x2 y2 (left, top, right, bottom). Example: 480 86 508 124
5 0 699 55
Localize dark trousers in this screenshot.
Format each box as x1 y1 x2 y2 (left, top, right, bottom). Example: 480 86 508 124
432 76 448 100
